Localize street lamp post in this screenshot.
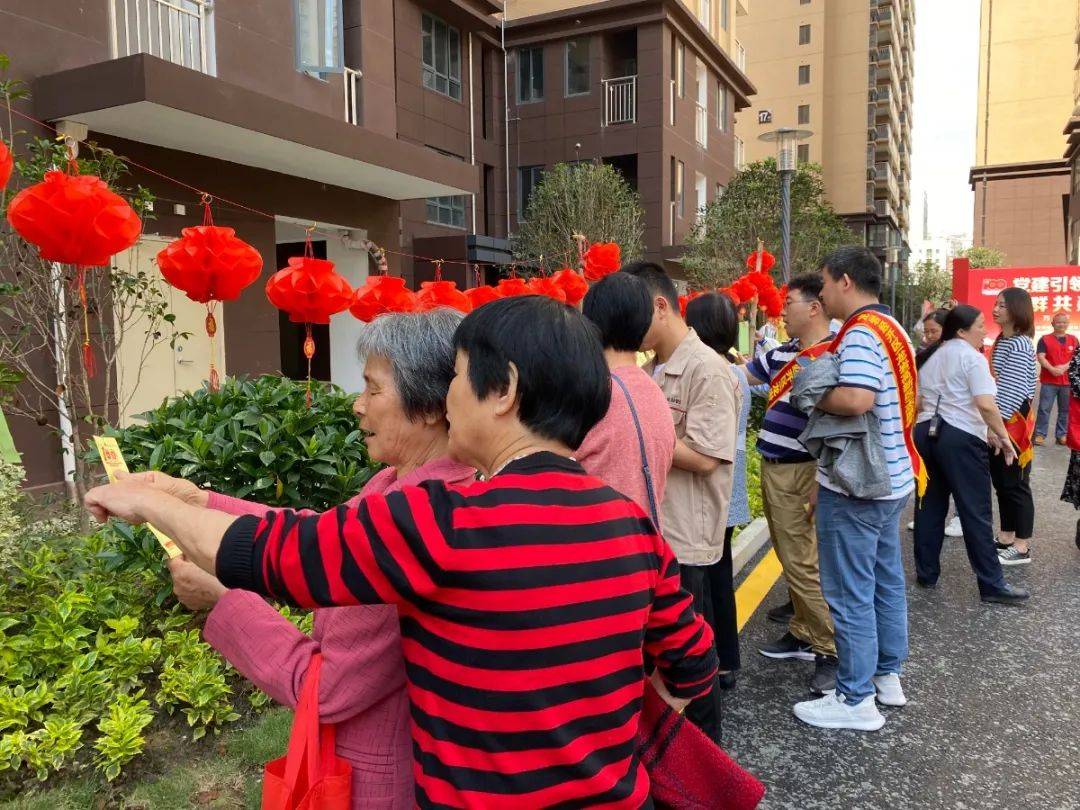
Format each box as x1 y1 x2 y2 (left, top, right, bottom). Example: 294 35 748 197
758 128 813 282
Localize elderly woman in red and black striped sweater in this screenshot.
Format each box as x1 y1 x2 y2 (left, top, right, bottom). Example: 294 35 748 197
86 295 718 809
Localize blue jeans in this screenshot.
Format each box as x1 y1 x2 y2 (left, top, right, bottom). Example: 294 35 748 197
1035 383 1070 440
816 487 909 703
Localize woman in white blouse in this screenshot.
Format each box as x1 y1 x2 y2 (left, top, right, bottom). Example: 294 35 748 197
912 305 1030 606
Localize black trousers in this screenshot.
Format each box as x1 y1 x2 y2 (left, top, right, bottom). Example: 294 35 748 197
988 441 1035 540
913 421 1007 595
678 526 740 671
678 527 738 744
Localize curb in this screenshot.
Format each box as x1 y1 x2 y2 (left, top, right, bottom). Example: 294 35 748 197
732 517 771 577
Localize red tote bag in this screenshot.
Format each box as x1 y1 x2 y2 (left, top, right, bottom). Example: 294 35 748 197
262 654 352 810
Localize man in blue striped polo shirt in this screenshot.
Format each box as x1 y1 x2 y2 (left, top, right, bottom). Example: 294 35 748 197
743 274 838 697
793 246 915 733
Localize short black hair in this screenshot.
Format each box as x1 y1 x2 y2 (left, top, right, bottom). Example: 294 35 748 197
621 261 680 311
582 272 653 352
787 272 824 302
453 296 611 449
923 308 948 326
820 246 883 297
685 293 739 357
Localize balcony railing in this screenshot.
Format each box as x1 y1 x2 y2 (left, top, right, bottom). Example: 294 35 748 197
109 0 212 74
603 76 637 126
344 67 362 125
875 199 893 219
695 102 708 147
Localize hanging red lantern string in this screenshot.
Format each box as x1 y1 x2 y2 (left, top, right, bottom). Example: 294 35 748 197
583 241 622 282
527 274 568 302
6 141 142 377
156 194 263 391
0 139 12 190
464 284 502 310
266 227 354 406
552 267 589 306
349 270 418 323
495 276 531 297
746 248 776 274
416 259 471 313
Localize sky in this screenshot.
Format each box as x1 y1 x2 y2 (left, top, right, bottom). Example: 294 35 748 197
908 0 981 244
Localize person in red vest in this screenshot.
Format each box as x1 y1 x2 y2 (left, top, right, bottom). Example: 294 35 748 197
1034 311 1079 446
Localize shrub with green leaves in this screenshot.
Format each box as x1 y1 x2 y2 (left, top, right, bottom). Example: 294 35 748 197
98 374 380 511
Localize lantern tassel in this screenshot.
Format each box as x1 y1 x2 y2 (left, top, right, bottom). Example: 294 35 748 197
75 266 96 378
303 323 315 409
205 302 220 392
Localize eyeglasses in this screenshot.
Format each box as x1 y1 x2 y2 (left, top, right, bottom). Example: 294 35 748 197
784 298 818 308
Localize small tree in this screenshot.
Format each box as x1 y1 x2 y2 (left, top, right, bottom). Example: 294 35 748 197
682 159 853 289
960 245 1006 269
513 162 645 270
1 58 184 500
911 258 953 306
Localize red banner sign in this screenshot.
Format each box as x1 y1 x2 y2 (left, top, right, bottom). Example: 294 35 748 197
951 259 1080 342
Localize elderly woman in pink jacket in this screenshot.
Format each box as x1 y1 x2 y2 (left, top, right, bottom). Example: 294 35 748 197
137 309 473 809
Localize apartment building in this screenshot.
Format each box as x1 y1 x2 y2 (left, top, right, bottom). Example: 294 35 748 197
735 0 914 282
1063 3 1080 264
503 0 755 271
971 0 1075 266
2 0 505 488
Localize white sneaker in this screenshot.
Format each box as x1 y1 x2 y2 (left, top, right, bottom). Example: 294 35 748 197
872 673 907 707
907 520 914 531
944 516 963 538
793 692 885 731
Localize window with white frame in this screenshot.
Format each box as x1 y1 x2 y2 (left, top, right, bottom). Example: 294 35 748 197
426 196 467 229
721 0 729 31
695 172 707 219
565 37 590 96
518 47 545 103
422 13 462 100
735 136 745 169
700 0 712 32
295 0 344 75
672 159 685 218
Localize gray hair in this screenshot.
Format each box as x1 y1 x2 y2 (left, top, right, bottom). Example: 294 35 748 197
356 308 465 421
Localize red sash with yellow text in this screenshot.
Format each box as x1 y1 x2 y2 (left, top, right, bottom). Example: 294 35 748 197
767 342 831 410
831 309 927 498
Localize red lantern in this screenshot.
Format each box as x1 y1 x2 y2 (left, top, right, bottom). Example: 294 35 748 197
266 240 354 406
349 275 417 323
551 268 589 306
0 140 12 190
679 291 703 318
266 257 353 324
496 277 531 297
157 198 263 390
732 277 757 304
746 249 776 274
417 280 471 313
583 242 622 281
758 287 783 317
746 271 776 296
527 275 568 303
719 286 740 306
463 285 502 310
8 167 143 377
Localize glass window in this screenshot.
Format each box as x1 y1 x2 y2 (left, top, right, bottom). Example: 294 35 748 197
565 37 590 96
519 166 544 219
700 0 712 32
295 0 344 74
798 104 810 125
422 13 462 100
675 39 685 97
716 182 726 198
799 24 811 45
721 0 729 31
798 64 810 85
426 196 467 229
797 144 810 164
717 82 729 131
518 47 544 103
672 159 685 218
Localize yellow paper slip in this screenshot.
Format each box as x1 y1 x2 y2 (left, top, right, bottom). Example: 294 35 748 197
93 436 182 559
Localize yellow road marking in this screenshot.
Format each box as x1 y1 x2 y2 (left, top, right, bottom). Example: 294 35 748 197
735 548 783 631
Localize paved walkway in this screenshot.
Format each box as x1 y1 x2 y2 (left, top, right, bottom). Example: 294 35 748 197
725 442 1080 810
